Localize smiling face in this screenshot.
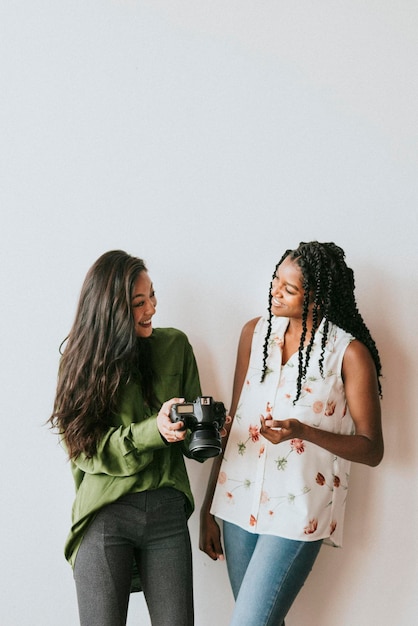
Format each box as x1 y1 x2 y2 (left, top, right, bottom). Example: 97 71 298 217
131 271 157 338
270 256 307 320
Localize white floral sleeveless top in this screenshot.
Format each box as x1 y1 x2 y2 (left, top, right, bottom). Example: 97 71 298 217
211 316 355 547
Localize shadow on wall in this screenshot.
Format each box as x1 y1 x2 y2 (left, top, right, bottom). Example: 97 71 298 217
355 262 413 467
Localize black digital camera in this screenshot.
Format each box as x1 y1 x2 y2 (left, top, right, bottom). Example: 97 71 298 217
169 396 226 460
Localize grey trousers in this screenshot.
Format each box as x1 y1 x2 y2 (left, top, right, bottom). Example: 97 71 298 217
74 488 194 626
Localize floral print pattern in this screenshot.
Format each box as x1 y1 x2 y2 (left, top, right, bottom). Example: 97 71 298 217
211 316 355 548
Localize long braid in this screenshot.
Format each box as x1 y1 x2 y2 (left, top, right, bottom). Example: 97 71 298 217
261 251 290 382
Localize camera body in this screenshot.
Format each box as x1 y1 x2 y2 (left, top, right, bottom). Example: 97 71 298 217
169 396 226 460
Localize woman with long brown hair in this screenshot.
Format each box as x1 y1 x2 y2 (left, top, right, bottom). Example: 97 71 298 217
49 250 201 626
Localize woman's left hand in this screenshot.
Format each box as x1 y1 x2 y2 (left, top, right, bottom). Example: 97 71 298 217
259 416 304 444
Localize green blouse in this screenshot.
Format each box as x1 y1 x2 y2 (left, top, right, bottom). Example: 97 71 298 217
64 327 202 572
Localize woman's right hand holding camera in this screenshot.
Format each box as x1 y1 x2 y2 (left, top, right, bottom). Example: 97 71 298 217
157 398 186 443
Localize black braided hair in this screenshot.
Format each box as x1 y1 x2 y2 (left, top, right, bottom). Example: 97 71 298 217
260 241 382 401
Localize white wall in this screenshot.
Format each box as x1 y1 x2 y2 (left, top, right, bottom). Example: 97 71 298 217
1 2 417 624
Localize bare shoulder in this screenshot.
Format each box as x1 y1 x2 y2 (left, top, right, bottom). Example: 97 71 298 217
343 339 375 368
240 316 261 343
342 339 379 388
236 317 261 355
242 316 261 335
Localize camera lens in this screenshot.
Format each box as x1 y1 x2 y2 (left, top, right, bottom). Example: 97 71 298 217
188 428 222 460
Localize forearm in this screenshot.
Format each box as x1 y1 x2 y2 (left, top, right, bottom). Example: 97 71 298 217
73 417 165 476
301 423 384 467
199 450 226 560
200 319 253 515
201 453 224 515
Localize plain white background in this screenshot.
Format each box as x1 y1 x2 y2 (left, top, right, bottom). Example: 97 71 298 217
1 2 417 624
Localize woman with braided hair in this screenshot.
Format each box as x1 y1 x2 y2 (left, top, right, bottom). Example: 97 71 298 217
200 241 383 626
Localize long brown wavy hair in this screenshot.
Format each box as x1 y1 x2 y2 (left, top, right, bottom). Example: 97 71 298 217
49 250 149 460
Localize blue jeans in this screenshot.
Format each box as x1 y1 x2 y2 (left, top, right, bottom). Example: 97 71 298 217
223 521 322 626
74 488 194 626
